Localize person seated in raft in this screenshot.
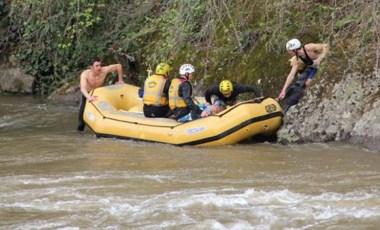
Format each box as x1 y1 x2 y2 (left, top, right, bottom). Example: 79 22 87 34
177 102 225 122
142 63 172 118
276 38 329 113
205 80 262 107
168 64 202 121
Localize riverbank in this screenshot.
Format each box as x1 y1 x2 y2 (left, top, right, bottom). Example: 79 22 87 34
277 71 380 151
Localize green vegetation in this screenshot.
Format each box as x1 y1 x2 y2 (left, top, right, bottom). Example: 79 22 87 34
0 0 379 96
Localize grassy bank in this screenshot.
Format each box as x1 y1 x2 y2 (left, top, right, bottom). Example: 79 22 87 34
0 0 379 96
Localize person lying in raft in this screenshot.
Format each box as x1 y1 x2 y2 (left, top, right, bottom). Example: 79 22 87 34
205 80 262 107
177 102 225 122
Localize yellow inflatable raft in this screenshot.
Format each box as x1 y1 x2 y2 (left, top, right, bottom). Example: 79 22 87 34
83 84 284 146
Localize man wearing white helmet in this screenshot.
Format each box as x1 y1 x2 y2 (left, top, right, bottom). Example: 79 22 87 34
277 38 329 112
169 64 202 121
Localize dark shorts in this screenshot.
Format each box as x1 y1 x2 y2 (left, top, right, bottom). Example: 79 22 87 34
295 67 318 87
143 104 171 118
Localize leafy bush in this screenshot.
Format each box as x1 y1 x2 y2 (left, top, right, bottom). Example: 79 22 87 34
1 0 379 95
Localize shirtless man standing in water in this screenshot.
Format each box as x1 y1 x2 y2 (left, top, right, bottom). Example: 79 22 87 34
77 57 124 131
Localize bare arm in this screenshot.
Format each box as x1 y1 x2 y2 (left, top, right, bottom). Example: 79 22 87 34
102 64 124 83
305 43 329 66
277 58 299 100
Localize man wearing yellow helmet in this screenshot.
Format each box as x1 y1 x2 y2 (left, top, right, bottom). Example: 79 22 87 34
169 63 202 121
277 38 329 112
205 80 262 106
142 63 172 117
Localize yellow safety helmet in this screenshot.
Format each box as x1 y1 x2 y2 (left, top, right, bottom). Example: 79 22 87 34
219 80 233 95
155 63 171 75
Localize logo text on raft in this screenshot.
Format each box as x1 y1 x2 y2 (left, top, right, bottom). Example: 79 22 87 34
185 127 205 135
265 104 277 113
87 111 95 121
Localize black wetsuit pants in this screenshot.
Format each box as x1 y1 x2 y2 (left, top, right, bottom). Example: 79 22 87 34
283 86 305 113
282 67 318 113
172 107 191 121
77 94 86 131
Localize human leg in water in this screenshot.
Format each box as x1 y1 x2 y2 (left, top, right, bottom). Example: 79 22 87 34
77 94 86 131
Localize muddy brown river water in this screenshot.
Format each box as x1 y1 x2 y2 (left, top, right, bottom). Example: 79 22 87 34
0 95 379 229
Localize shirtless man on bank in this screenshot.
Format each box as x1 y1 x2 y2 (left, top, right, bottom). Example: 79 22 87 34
77 57 124 131
277 38 329 112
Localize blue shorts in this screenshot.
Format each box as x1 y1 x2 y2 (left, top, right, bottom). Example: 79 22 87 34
307 67 318 79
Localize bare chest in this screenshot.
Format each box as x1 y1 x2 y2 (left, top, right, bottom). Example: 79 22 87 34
87 73 106 89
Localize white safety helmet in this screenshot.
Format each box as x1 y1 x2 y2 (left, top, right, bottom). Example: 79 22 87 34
286 38 301 51
179 64 195 75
